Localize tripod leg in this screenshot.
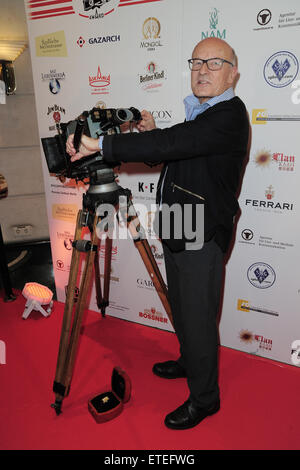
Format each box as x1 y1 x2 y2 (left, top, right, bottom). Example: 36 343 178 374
51 210 84 414
102 235 113 316
122 200 174 328
94 242 104 316
52 214 100 415
94 233 112 317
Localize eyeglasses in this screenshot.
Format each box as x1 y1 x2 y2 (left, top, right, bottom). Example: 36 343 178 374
188 58 234 71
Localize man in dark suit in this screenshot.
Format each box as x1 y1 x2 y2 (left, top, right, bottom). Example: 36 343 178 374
67 37 249 430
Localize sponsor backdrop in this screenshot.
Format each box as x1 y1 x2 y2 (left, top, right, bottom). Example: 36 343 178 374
25 0 300 367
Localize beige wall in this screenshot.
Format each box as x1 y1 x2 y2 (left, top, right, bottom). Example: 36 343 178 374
0 46 49 243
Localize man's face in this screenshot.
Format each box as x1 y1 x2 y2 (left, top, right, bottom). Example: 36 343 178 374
191 39 237 102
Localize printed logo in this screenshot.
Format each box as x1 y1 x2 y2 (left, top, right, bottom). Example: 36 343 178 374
150 109 172 126
247 262 276 289
252 108 300 123
201 7 226 40
150 244 164 262
264 51 299 88
77 34 121 47
77 36 85 47
49 79 61 94
245 185 294 212
89 65 111 95
137 278 154 290
73 0 120 20
237 299 279 317
241 229 254 241
239 228 255 246
265 185 274 200
254 149 295 172
35 31 67 57
47 104 66 131
253 8 273 31
257 9 272 26
238 330 258 353
141 17 162 51
252 109 268 124
27 0 162 21
135 180 156 202
138 182 155 193
56 260 64 269
239 330 273 353
52 204 78 223
57 230 74 250
95 100 107 109
64 239 73 250
139 307 168 324
139 62 166 92
239 229 294 250
291 340 300 366
41 69 66 95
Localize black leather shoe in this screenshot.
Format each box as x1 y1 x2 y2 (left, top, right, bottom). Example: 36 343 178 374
165 399 220 430
152 360 186 379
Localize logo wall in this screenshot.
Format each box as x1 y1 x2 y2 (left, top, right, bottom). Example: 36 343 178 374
25 0 300 369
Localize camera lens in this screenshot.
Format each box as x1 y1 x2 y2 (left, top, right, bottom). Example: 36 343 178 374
116 109 133 123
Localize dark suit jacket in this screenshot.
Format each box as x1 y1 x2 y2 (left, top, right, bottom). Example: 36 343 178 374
103 96 249 252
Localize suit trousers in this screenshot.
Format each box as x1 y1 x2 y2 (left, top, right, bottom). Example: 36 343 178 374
163 238 224 407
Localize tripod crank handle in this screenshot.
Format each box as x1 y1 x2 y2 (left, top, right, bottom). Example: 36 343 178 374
73 111 89 152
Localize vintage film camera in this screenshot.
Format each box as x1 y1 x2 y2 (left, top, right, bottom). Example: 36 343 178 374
41 106 141 181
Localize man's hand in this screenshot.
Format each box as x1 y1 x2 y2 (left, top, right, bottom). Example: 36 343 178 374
66 134 99 162
136 110 156 132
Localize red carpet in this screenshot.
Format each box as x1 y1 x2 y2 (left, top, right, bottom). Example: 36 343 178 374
0 292 299 450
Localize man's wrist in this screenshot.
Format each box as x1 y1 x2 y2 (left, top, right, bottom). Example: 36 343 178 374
98 136 104 154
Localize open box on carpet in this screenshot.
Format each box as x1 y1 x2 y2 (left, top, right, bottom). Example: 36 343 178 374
88 367 131 423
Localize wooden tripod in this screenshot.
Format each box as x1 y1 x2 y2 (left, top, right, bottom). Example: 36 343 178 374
51 186 173 415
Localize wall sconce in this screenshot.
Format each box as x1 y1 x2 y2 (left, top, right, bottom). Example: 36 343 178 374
0 40 27 103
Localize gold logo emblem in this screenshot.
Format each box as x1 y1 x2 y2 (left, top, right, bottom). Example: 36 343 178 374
143 17 161 39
